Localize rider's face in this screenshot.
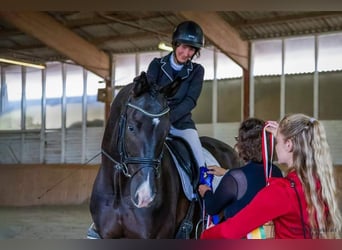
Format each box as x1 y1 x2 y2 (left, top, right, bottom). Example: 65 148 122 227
174 44 196 64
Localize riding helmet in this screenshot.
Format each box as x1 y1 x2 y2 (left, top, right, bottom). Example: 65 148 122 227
172 21 204 49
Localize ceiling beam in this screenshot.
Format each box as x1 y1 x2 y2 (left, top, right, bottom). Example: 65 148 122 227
0 28 173 53
92 28 172 46
52 12 170 29
179 11 249 70
0 11 110 79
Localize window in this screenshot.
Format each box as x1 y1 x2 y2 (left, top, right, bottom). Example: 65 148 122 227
0 65 22 130
87 71 105 127
139 51 162 73
46 63 62 129
217 50 242 79
66 64 83 128
318 33 342 71
26 69 42 129
253 40 282 76
193 47 213 80
284 37 315 116
284 36 315 74
115 53 136 86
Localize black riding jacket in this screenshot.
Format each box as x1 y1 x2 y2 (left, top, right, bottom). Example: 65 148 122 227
146 52 204 130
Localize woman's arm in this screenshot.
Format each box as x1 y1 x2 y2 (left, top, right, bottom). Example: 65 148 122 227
199 172 238 215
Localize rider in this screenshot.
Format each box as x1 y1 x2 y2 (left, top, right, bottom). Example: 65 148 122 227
87 20 210 239
146 20 212 186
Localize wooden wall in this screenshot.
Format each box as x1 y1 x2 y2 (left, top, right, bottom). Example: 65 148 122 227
0 164 99 206
0 164 341 210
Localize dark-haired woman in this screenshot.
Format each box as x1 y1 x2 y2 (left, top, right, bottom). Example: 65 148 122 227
198 118 283 221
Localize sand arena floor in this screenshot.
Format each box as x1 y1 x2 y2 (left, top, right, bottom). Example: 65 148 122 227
0 204 92 239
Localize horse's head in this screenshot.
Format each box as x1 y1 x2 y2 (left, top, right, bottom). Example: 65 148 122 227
109 71 181 208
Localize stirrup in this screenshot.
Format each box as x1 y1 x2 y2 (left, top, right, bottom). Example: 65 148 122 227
86 223 101 239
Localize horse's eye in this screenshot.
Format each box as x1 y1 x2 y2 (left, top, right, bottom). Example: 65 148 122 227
127 125 134 132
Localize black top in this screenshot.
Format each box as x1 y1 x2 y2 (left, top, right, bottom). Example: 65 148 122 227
203 161 283 219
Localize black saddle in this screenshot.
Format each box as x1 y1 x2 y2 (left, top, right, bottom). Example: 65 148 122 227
165 135 200 189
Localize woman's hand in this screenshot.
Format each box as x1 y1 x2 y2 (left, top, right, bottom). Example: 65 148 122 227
206 165 228 177
198 184 211 197
198 165 227 197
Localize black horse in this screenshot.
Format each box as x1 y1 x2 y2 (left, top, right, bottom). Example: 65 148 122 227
89 72 240 239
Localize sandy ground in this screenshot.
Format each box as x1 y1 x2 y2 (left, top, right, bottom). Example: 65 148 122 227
0 204 92 239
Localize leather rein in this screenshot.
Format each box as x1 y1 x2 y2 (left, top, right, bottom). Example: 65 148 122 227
102 98 170 179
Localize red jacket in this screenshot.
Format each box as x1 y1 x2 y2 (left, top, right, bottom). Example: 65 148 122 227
201 171 314 239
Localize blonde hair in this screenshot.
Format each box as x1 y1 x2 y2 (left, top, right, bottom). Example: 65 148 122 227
278 113 342 238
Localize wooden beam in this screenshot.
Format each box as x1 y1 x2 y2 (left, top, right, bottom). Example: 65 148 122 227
0 11 110 79
179 11 249 70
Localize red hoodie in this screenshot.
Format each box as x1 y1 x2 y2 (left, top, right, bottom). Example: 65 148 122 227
201 171 316 239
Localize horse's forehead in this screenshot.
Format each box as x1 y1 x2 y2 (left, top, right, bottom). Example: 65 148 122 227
131 93 165 111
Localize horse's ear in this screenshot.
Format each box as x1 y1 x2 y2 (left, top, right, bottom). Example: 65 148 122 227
159 77 182 98
132 71 150 97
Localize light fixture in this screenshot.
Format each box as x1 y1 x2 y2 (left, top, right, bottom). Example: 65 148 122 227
158 42 173 52
0 57 46 69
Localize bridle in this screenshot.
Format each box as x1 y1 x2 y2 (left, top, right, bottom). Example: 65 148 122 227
102 96 170 179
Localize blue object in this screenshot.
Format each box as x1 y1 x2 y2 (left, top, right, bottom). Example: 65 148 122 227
199 166 213 187
211 214 220 225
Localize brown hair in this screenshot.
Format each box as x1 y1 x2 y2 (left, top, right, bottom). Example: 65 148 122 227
235 117 264 163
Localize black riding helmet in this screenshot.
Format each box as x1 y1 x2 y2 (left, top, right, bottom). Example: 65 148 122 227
172 21 204 49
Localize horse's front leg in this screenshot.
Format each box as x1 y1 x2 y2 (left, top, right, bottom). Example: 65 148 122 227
121 207 176 239
90 191 122 238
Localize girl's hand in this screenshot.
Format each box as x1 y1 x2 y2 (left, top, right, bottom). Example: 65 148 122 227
265 121 279 136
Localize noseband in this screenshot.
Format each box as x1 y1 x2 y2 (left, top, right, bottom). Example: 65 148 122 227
102 98 170 178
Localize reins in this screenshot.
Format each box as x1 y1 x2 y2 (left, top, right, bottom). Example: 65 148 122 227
102 97 170 179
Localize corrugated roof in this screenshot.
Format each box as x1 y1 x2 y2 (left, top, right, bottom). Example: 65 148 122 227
1 11 342 64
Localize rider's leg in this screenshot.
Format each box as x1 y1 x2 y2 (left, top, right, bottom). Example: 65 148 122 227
169 126 213 187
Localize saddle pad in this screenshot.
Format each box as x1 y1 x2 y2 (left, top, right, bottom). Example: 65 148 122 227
165 144 222 200
165 143 194 201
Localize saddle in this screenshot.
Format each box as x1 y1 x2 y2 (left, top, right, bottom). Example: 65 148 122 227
165 135 200 200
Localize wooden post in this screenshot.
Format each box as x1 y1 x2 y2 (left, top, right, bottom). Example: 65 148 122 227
243 68 250 120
